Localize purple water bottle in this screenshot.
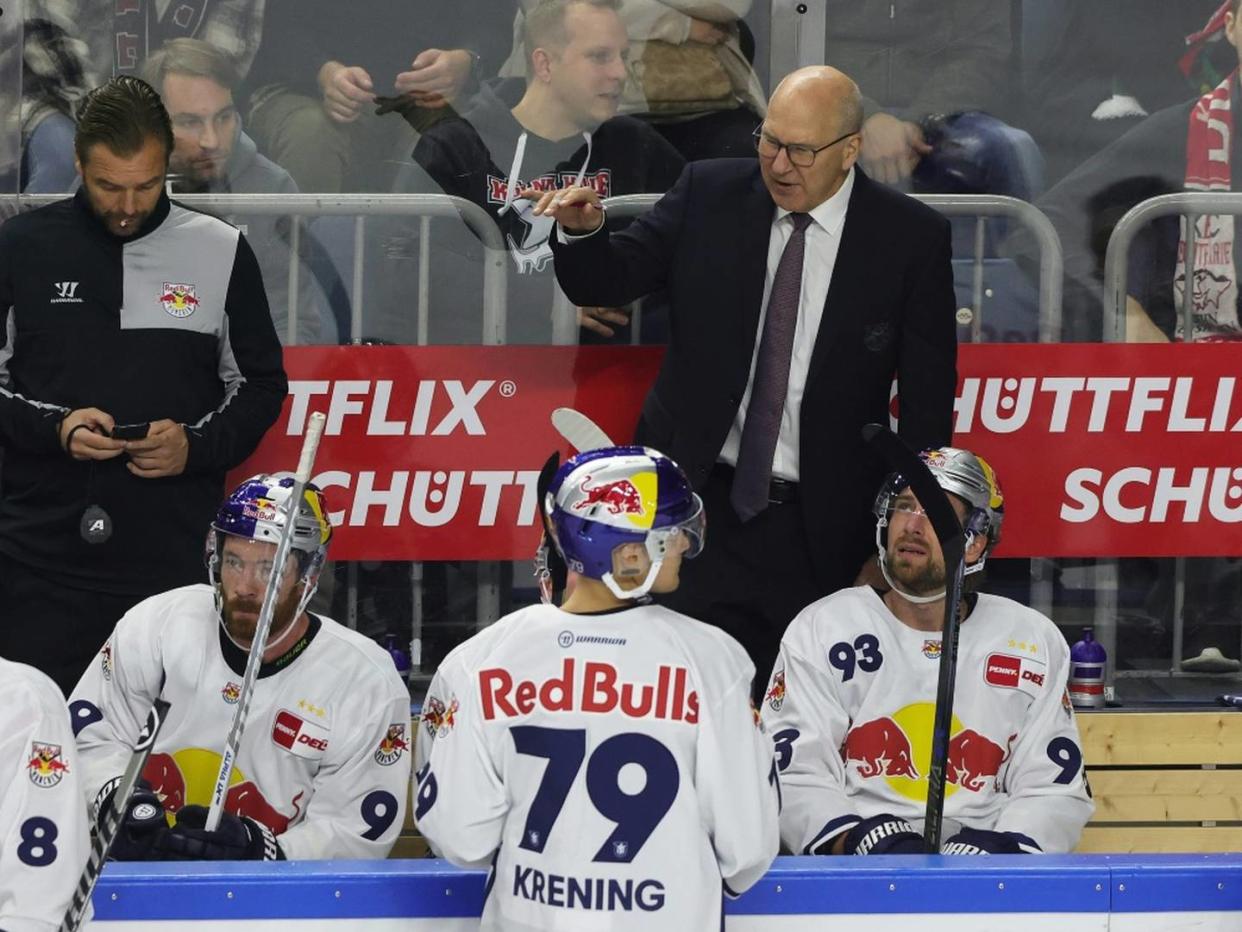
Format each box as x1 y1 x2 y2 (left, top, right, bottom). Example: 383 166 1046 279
382 632 411 681
1069 627 1107 709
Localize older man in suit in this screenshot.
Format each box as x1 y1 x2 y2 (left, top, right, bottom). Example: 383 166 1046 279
537 66 957 697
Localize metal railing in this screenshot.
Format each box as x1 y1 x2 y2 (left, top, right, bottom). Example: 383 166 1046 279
1103 191 1242 342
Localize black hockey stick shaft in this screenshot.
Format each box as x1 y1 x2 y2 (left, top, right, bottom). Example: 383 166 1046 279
59 697 171 932
861 424 966 853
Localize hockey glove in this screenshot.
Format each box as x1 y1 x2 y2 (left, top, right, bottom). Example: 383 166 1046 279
157 805 285 861
941 827 1040 855
841 814 926 855
104 779 170 861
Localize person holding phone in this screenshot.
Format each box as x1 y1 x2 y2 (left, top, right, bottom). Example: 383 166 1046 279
0 76 287 695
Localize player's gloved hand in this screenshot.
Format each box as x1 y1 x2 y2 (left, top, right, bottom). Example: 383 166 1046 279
941 827 1040 855
106 779 170 861
156 805 285 861
841 814 926 855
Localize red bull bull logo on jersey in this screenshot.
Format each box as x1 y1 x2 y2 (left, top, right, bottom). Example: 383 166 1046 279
844 717 919 780
765 670 787 711
27 742 68 788
143 749 292 832
376 722 410 766
844 703 1013 802
946 729 1012 792
221 681 241 704
159 282 199 318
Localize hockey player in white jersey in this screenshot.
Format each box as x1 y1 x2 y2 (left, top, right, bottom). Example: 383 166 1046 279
68 473 411 861
1 657 90 932
415 445 780 931
765 447 1093 857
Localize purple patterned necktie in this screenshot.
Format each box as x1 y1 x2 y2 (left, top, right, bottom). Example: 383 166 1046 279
730 212 814 522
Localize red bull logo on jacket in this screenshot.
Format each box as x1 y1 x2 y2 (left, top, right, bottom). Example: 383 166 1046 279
844 703 1013 802
479 658 699 724
159 282 199 318
27 742 68 788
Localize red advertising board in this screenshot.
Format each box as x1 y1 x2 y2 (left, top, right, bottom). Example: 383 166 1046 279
230 343 1242 560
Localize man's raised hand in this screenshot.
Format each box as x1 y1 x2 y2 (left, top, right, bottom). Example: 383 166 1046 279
523 184 605 235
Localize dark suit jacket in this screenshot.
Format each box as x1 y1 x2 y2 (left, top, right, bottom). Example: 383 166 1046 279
551 159 957 592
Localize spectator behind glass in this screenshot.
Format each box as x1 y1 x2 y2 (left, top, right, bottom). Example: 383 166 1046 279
142 38 324 345
501 0 767 162
1010 0 1242 344
9 0 268 194
824 0 1040 207
242 0 515 193
396 0 684 345
1022 0 1225 187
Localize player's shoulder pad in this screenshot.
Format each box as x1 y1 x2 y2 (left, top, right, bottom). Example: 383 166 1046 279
784 585 878 645
975 593 1071 658
0 657 67 726
648 603 754 677
313 615 411 695
117 583 217 641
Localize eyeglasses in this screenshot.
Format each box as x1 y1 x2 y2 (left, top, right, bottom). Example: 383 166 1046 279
753 126 858 167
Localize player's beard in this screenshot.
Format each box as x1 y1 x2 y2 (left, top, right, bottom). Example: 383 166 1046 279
887 540 946 595
222 583 302 649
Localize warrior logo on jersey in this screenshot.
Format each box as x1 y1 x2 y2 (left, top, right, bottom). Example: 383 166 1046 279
28 742 68 788
421 696 459 740
100 640 114 680
922 640 942 660
765 670 787 711
222 681 241 704
159 282 200 318
375 723 410 766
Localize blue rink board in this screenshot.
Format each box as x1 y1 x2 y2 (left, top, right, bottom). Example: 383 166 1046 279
91 854 1242 921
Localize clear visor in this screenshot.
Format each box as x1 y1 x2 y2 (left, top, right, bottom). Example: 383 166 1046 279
647 494 706 561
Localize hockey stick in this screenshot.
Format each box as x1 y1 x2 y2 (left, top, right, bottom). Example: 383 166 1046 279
861 423 966 853
204 411 327 831
59 697 171 932
550 407 614 452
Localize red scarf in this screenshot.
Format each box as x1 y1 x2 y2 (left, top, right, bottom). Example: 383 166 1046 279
1178 68 1241 339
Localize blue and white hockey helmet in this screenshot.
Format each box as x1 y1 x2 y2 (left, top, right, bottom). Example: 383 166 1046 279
207 472 333 580
545 446 704 597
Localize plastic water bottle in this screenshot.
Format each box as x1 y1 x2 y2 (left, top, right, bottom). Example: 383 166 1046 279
382 633 411 681
1069 627 1107 709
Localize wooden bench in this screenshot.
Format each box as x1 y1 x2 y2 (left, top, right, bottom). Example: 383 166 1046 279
1078 711 1242 853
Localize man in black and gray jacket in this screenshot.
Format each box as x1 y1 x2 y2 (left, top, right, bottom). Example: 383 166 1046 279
0 76 287 694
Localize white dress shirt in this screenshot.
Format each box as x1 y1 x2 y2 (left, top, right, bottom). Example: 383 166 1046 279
718 167 856 482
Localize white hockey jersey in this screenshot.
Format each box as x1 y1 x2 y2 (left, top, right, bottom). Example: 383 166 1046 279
764 587 1093 854
69 585 411 860
414 602 780 932
0 658 90 932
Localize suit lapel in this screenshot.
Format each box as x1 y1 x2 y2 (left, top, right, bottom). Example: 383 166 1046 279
736 170 775 372
806 169 874 388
